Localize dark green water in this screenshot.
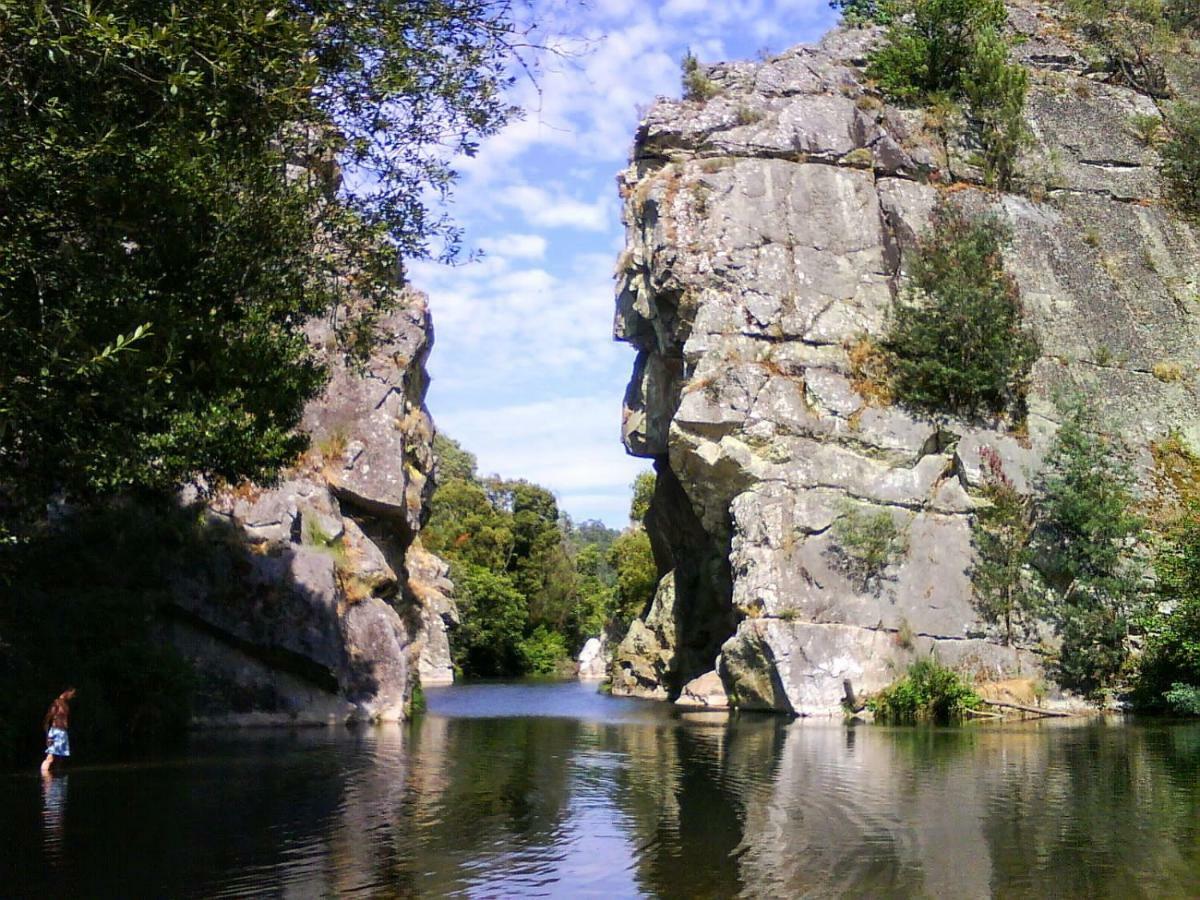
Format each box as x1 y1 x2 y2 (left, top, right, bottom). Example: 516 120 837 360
2 681 1199 898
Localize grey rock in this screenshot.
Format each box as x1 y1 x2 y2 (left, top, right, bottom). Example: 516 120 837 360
612 6 1200 714
171 290 457 723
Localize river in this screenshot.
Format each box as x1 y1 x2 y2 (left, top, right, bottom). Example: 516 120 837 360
2 680 1198 898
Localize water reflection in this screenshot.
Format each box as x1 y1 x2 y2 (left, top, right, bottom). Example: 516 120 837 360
40 774 67 861
1 683 1198 898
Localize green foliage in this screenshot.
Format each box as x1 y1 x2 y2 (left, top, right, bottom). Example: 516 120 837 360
1162 102 1200 215
830 0 898 26
450 564 529 677
971 446 1040 643
0 0 522 524
1134 498 1200 709
409 680 427 715
630 472 656 524
1163 683 1200 714
868 658 982 723
1032 401 1145 698
681 50 720 101
609 528 658 624
429 433 650 678
868 0 1007 100
885 204 1038 419
962 30 1031 188
518 626 570 675
1065 0 1192 97
830 501 909 591
867 0 1028 187
434 434 480 482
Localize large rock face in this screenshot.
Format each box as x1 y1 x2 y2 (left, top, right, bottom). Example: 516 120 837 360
612 3 1200 713
167 292 457 724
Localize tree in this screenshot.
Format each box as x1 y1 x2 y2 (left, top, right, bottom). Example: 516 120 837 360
971 446 1039 643
0 1 525 525
630 471 656 524
1162 102 1200 215
867 0 1008 101
866 0 1028 187
434 434 479 482
1032 402 1145 697
1137 503 1200 710
885 204 1038 419
450 564 528 677
609 529 657 625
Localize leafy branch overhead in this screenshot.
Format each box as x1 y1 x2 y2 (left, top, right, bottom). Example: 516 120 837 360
0 0 529 520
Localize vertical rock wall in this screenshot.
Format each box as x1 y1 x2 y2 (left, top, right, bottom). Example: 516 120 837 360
612 2 1200 713
168 290 457 724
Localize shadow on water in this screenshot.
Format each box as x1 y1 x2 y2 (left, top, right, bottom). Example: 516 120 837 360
0 682 1198 898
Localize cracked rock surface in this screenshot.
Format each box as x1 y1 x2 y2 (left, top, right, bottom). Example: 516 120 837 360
612 2 1200 713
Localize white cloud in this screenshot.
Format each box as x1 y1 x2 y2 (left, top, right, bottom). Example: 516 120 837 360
497 184 613 231
478 233 548 260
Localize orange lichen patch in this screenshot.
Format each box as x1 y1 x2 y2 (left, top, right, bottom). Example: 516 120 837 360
975 678 1040 707
1149 432 1200 527
845 336 894 406
943 181 976 195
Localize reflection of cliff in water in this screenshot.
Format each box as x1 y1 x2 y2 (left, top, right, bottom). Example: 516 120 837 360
2 697 1199 898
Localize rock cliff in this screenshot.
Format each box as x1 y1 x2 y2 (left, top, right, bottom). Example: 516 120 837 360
612 2 1200 713
165 290 456 725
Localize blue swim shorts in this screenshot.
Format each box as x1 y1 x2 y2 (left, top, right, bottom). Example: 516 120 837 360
46 727 70 758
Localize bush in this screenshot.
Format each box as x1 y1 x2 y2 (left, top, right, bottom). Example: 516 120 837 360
681 50 720 101
830 0 898 25
868 659 982 722
971 446 1040 643
1032 401 1145 698
518 626 570 675
867 0 1028 187
1162 102 1200 215
1163 683 1200 715
830 502 909 591
885 203 1038 419
1134 499 1200 709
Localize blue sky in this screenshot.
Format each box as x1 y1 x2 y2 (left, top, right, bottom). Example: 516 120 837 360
409 0 839 528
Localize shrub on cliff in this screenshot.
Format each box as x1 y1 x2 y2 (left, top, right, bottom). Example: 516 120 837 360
681 50 720 101
885 204 1037 420
1162 102 1200 215
1032 402 1146 699
0 1 525 528
830 501 909 591
971 447 1040 644
868 658 982 722
867 0 1028 187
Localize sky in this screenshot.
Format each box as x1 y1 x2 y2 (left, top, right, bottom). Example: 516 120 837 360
408 0 839 528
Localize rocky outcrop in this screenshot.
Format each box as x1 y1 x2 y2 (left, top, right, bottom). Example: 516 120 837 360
168 293 456 724
612 2 1200 713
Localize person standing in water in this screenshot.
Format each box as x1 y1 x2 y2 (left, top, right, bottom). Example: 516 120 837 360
40 688 76 776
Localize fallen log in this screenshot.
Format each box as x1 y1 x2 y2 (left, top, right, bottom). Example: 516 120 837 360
979 699 1072 718
965 707 1004 719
